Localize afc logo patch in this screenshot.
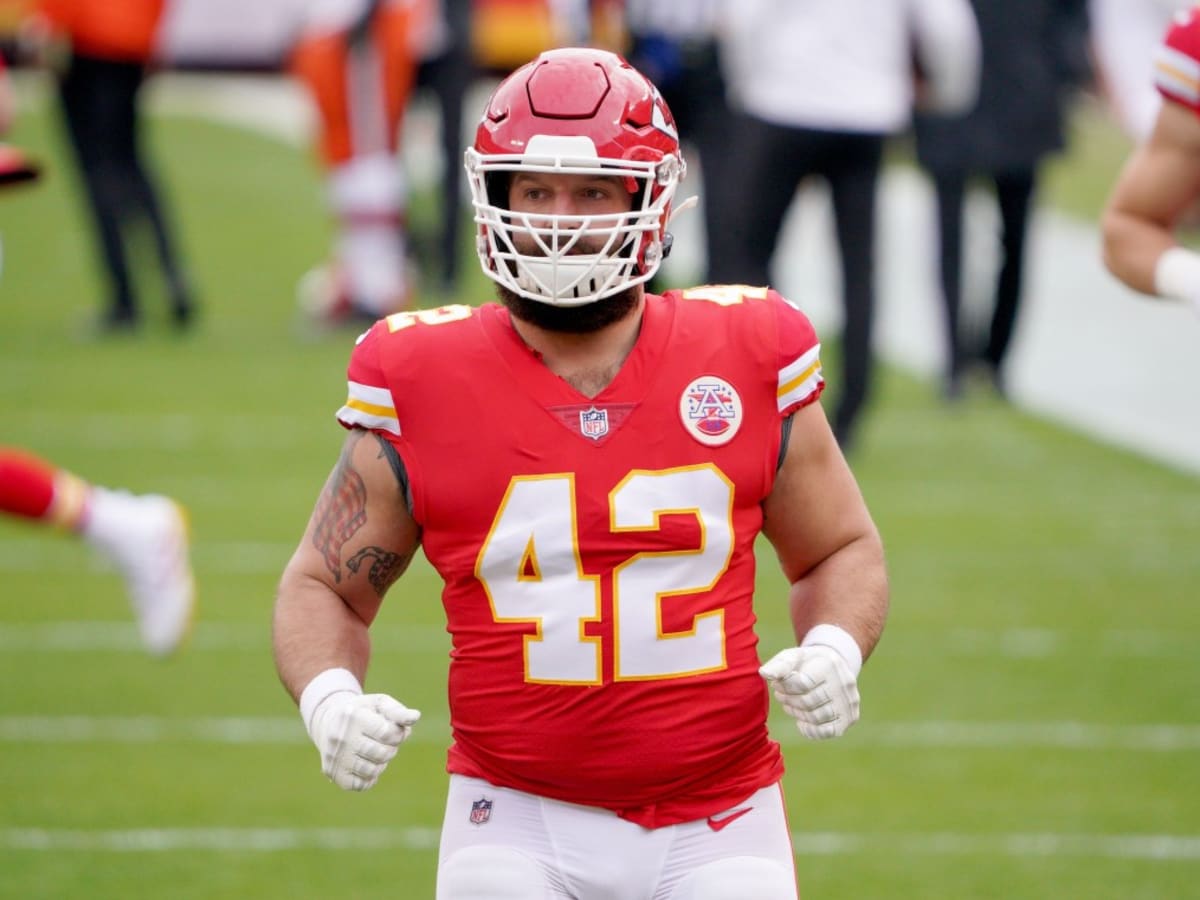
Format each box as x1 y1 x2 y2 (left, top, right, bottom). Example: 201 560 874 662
469 797 493 825
679 376 743 446
579 406 609 440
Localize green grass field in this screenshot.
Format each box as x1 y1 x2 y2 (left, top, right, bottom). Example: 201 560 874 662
1 81 1198 899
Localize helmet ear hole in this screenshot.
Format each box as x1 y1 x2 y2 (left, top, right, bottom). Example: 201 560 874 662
485 171 511 210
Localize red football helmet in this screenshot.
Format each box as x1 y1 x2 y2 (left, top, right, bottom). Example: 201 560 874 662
465 47 686 306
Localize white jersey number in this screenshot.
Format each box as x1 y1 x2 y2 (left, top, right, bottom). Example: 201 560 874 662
476 466 735 684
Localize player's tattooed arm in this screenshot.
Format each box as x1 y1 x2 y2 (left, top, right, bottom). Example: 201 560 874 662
310 430 417 595
342 433 419 596
346 545 412 596
311 434 367 583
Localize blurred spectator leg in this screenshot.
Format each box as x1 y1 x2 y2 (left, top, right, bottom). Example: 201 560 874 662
704 113 798 287
932 167 967 401
115 64 196 329
827 134 884 451
58 52 193 332
416 35 471 296
983 168 1035 396
678 40 733 288
58 55 138 330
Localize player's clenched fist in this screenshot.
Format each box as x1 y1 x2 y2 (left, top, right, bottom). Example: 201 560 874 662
300 668 420 791
759 643 861 741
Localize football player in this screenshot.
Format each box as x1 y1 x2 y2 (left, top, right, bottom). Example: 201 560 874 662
1102 4 1200 316
0 447 194 656
0 63 193 656
291 0 425 323
274 47 889 899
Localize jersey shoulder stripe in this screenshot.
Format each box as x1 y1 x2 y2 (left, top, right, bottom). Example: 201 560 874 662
666 286 825 415
1156 43 1200 106
777 343 823 413
1159 8 1200 107
337 380 400 435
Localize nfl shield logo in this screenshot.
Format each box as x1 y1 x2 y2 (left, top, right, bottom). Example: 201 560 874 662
469 798 493 825
579 406 609 440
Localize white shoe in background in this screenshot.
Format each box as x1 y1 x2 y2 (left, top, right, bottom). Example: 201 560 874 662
83 489 196 657
296 261 416 331
296 263 353 325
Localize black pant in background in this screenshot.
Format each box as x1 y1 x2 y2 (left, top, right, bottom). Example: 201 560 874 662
58 53 192 327
709 117 886 450
628 37 734 290
931 167 1035 390
415 0 473 296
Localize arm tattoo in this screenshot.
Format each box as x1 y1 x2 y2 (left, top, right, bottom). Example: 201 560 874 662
311 436 368 582
346 546 413 597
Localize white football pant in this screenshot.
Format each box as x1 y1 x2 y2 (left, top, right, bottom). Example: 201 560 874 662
436 776 798 899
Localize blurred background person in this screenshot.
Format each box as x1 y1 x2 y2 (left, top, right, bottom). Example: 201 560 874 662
714 0 980 453
407 0 621 298
0 49 40 185
0 55 194 655
623 0 729 288
469 0 622 72
470 0 563 72
1089 0 1180 141
0 447 195 656
1102 3 1200 316
411 0 472 298
915 0 1091 401
23 0 198 332
292 0 424 326
0 46 44 276
0 46 13 134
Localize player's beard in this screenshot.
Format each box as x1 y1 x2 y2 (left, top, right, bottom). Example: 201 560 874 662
495 222 643 333
496 285 641 334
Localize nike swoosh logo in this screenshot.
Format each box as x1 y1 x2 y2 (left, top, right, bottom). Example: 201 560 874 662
706 806 753 832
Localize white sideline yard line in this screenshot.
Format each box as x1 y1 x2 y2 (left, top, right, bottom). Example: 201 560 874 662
788 832 1200 860
0 621 1191 659
1 827 439 853
0 621 449 653
0 540 297 575
0 411 316 451
2 716 1199 751
2 827 1199 860
0 716 307 744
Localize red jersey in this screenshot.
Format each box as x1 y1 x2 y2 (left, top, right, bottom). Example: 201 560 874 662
337 287 825 828
1156 6 1200 112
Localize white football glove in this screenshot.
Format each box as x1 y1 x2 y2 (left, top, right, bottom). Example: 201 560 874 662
1152 246 1200 318
300 669 420 791
760 642 861 741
